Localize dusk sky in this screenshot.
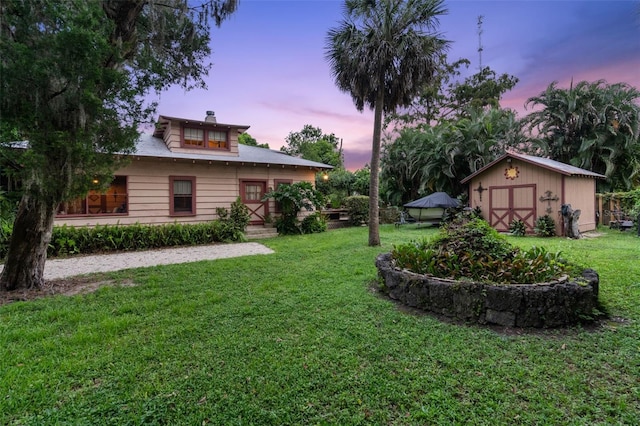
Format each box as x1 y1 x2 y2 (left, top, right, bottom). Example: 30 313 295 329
148 0 640 170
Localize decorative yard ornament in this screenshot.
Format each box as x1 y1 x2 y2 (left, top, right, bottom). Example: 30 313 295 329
539 190 559 214
504 166 519 180
474 182 486 201
561 204 581 239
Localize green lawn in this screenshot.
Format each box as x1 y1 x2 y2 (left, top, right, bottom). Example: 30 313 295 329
1 226 638 425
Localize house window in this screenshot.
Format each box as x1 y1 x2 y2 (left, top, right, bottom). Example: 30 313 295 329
244 183 263 201
170 176 196 215
182 126 228 150
184 128 204 147
56 176 128 216
207 130 228 149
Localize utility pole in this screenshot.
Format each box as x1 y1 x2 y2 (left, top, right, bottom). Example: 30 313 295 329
477 15 484 71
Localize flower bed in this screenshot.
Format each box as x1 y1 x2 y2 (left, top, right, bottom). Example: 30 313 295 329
376 252 600 328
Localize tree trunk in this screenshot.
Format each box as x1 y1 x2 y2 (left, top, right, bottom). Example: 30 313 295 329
0 193 56 291
368 89 384 247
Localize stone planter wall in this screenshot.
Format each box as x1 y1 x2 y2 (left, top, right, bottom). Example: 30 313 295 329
376 253 599 328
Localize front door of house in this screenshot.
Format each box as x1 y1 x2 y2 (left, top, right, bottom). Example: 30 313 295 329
489 184 536 232
240 180 268 225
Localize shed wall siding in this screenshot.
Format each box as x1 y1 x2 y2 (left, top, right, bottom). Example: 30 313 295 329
563 176 597 232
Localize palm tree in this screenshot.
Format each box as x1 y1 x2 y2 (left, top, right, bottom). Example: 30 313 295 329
381 107 526 203
450 107 526 175
325 0 449 246
381 124 458 204
380 128 425 205
524 80 599 165
525 80 640 191
415 123 460 195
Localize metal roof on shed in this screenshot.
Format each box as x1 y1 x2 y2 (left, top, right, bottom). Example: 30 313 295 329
460 151 605 184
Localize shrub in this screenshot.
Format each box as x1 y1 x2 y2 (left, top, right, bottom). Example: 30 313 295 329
300 212 328 234
327 192 346 209
44 198 252 257
230 197 251 231
262 182 324 235
46 219 250 257
215 197 250 242
344 195 368 226
629 198 640 222
534 215 556 237
274 215 301 235
472 206 483 220
380 207 400 224
509 219 527 236
391 216 576 284
435 217 514 260
0 191 16 259
509 246 572 283
441 206 482 226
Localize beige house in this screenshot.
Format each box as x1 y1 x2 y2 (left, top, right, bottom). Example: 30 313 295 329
461 152 605 236
55 112 333 227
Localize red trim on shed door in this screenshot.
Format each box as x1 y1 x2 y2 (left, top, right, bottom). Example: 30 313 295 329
240 180 268 225
489 184 536 233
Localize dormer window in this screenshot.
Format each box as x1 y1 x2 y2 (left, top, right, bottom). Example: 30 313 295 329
184 128 204 147
207 130 227 148
182 126 229 150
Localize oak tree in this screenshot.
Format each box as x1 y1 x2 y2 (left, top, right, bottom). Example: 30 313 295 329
0 0 238 290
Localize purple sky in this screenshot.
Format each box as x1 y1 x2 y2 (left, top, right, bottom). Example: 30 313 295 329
148 0 640 170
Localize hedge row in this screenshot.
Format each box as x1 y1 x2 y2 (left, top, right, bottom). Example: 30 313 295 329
0 198 251 259
46 220 246 257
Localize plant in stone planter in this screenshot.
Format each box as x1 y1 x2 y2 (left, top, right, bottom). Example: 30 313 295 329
384 216 599 327
391 217 576 284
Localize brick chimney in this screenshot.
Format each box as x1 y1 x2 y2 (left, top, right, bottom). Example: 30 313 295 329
205 111 216 123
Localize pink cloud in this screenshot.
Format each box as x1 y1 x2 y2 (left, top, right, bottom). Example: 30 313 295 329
147 1 639 173
502 56 640 118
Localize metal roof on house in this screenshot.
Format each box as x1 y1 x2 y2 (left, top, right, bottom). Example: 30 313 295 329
460 151 606 184
134 133 333 170
5 134 334 170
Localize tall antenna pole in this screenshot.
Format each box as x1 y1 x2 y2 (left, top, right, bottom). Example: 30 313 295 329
477 15 484 71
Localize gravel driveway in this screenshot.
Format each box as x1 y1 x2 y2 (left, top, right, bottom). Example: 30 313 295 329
0 243 274 280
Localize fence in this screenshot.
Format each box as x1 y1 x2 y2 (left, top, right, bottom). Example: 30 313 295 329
596 191 640 226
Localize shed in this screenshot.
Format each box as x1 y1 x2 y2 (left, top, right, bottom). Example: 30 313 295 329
460 152 605 236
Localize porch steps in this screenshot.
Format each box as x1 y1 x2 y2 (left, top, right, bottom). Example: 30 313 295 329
245 226 278 240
